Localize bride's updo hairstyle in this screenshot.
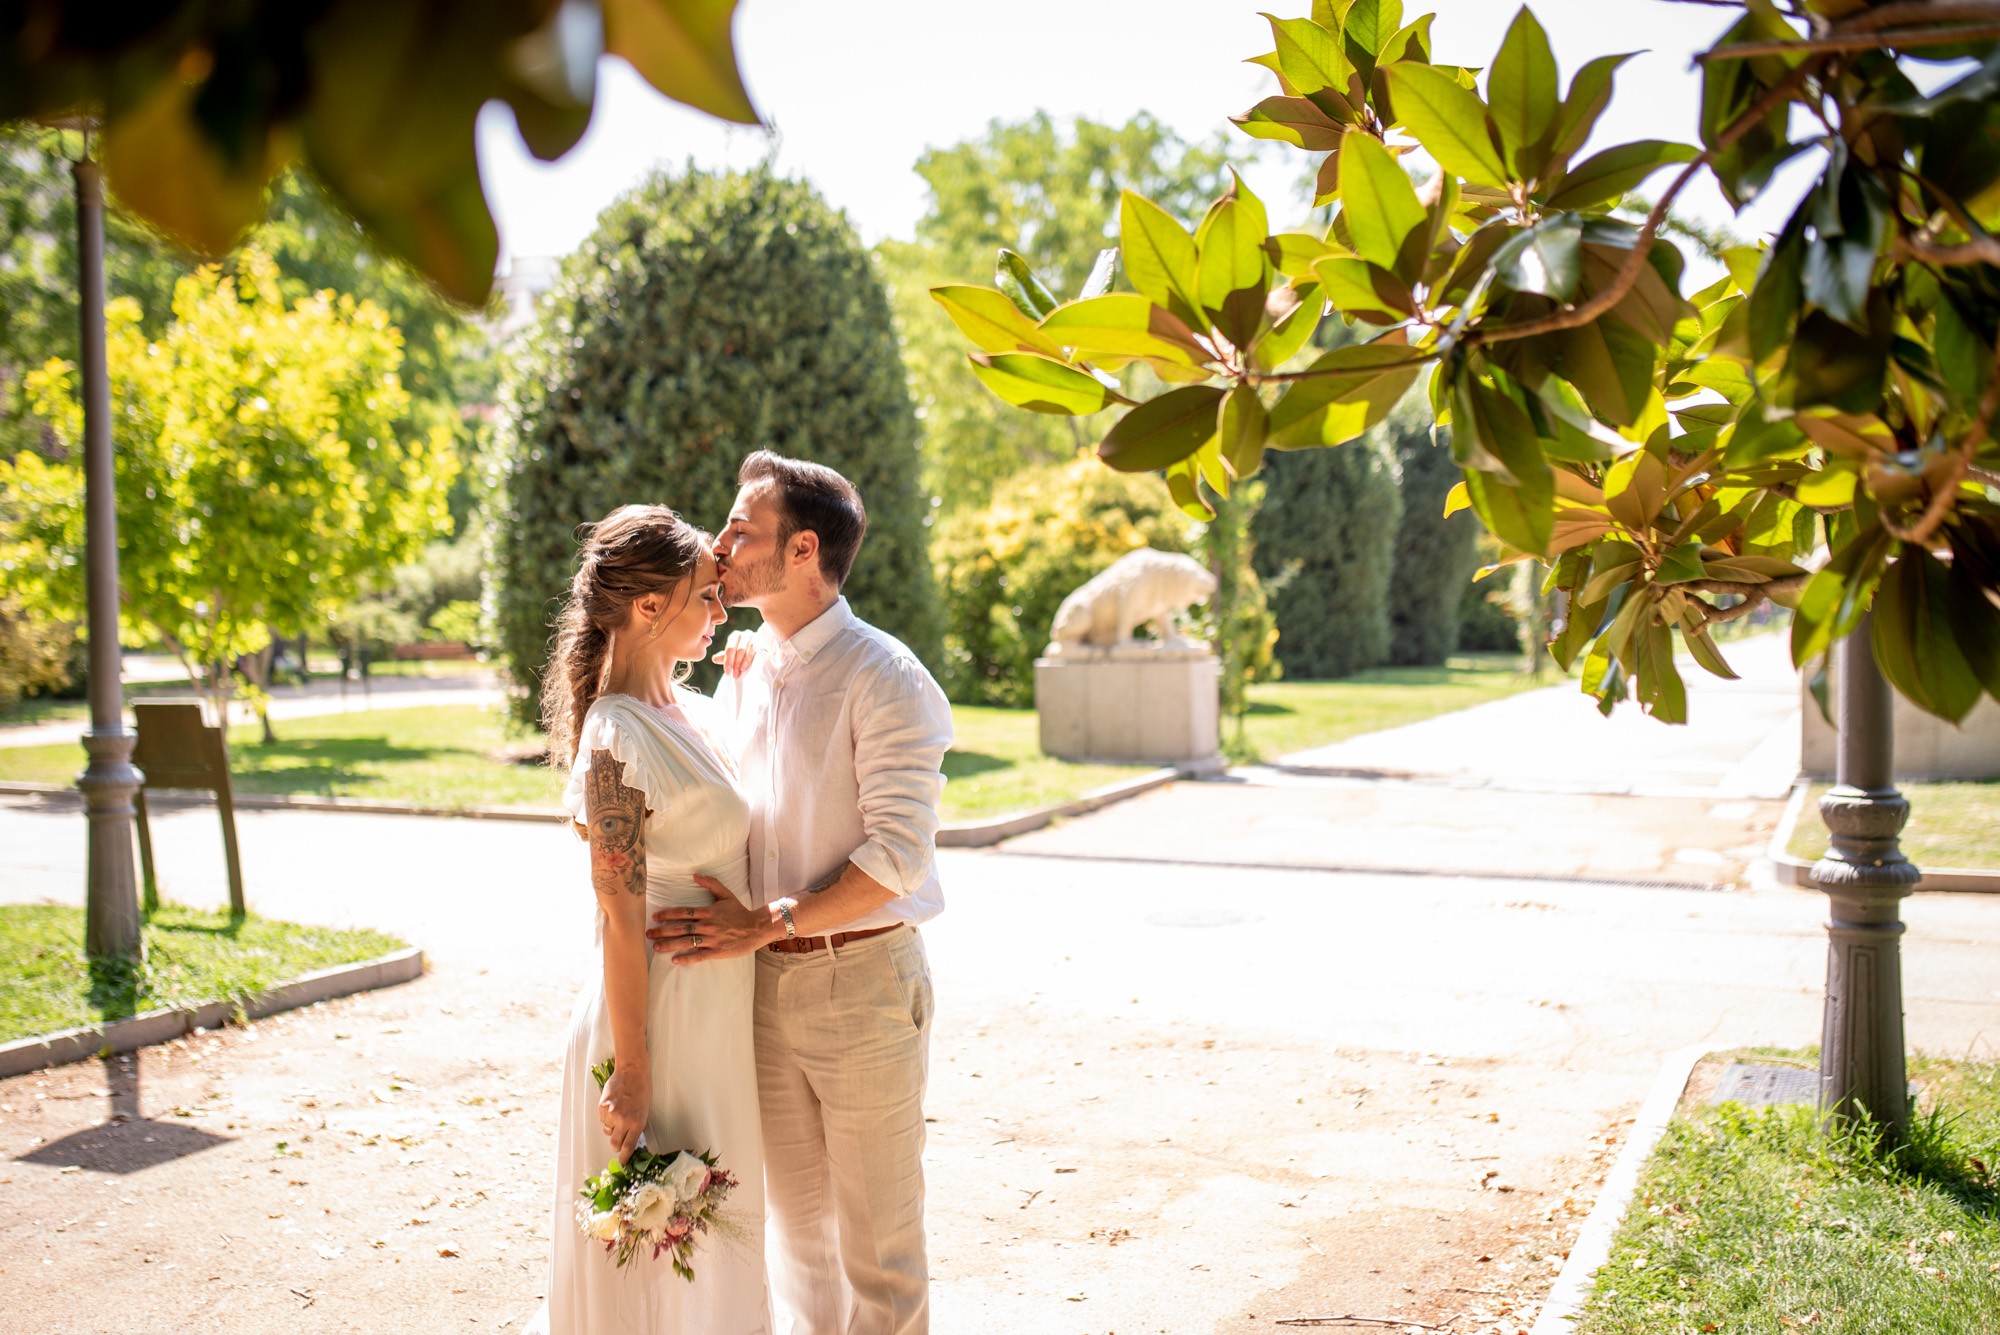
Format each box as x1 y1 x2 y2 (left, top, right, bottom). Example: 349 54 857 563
541 504 708 769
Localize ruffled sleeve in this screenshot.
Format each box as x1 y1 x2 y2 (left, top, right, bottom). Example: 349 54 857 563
562 698 670 827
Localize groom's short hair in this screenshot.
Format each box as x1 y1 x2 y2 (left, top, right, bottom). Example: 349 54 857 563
738 451 868 588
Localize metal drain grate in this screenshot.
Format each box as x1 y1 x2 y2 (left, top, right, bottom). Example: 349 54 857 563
1711 1062 1819 1107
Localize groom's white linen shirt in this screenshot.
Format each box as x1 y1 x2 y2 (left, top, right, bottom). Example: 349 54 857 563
714 597 953 931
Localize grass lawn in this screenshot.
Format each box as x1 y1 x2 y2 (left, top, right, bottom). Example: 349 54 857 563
1239 652 1545 761
0 657 1543 820
0 903 407 1043
1580 1051 2000 1334
1787 781 2000 871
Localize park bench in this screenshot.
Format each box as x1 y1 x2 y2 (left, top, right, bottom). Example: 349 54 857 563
131 701 245 917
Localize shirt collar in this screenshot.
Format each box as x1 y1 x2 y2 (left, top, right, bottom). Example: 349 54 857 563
772 597 854 668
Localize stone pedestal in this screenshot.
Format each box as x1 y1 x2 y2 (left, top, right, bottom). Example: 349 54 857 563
1034 645 1220 764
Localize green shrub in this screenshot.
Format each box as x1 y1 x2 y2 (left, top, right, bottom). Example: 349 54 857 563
1251 430 1403 680
932 458 1189 706
491 167 940 718
0 600 75 710
1384 401 1480 666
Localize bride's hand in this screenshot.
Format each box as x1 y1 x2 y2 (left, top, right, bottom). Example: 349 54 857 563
598 1062 650 1161
710 629 757 679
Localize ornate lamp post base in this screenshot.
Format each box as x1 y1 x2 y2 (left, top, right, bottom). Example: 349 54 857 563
1809 616 1920 1141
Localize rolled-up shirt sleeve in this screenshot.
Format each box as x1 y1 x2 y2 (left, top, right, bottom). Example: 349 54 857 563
846 657 955 897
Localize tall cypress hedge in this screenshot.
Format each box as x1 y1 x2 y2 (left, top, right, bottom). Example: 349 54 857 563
490 167 941 720
1383 399 1482 666
1251 429 1403 680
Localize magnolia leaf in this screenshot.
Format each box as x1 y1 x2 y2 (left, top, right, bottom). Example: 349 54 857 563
1039 294 1209 366
1338 130 1428 274
1219 383 1271 479
1542 140 1699 212
101 73 291 258
1266 231 1342 278
931 286 1066 358
1385 63 1510 189
1551 52 1637 165
1266 13 1355 97
1195 170 1272 344
1603 449 1668 532
1099 385 1228 472
1443 480 1471 517
1312 256 1415 321
602 0 756 124
1078 249 1118 301
969 352 1124 416
1119 191 1205 328
1791 524 1894 666
1492 212 1583 301
1488 6 1559 175
1268 342 1428 448
1253 280 1325 369
997 250 1060 321
1233 95 1349 149
1165 459 1216 520
1873 544 1983 723
1684 623 1740 681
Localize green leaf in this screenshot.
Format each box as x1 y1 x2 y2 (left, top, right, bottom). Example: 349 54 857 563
1683 623 1740 681
1488 7 1559 175
1078 249 1118 301
1932 290 1991 407
1542 141 1699 212
1949 545 2000 703
1195 171 1272 344
1873 545 1983 723
996 250 1059 320
1550 52 1636 165
1099 386 1226 473
1634 620 1687 722
1119 191 1204 327
1311 257 1413 321
1165 459 1215 520
1337 131 1428 272
1790 524 1894 666
1232 95 1349 150
1039 294 1209 366
930 286 1066 357
968 352 1124 415
1265 13 1355 96
1343 0 1404 75
1268 342 1428 448
1380 13 1434 65
1748 206 1809 365
602 0 757 124
1456 380 1555 553
1219 384 1271 479
1491 212 1582 301
1555 318 1656 428
1602 449 1667 531
1655 541 1707 585
1384 64 1510 189
1254 280 1326 369
1266 231 1340 278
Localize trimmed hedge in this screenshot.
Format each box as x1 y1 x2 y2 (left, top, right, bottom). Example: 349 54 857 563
1251 429 1403 680
932 458 1189 706
491 167 941 717
1384 400 1482 666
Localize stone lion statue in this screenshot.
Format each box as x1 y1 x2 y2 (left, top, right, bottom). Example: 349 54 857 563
1046 548 1216 654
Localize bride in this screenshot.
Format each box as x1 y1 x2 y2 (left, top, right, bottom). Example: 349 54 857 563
527 504 771 1334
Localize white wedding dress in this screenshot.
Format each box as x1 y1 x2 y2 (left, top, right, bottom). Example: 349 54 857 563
528 692 771 1335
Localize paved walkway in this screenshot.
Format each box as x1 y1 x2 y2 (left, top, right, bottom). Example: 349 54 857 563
0 673 506 749
5 779 1998 1333
1265 633 1802 799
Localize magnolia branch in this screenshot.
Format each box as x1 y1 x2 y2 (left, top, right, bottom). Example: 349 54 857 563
1898 232 2000 268
1884 337 2000 545
1467 58 1821 350
1698 20 2000 58
1680 574 1809 627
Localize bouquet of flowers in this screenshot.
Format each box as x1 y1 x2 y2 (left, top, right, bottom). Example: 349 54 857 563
577 1058 740 1277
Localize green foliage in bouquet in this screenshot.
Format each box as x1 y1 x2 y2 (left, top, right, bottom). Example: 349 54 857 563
492 167 943 719
935 0 2000 725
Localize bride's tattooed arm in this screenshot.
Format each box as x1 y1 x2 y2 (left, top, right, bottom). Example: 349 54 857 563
587 751 648 897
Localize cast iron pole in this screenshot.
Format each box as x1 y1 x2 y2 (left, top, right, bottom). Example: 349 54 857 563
73 150 144 959
1810 614 1920 1140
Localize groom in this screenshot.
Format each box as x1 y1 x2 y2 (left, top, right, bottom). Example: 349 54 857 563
647 450 953 1335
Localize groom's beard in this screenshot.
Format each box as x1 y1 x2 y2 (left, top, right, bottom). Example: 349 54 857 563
721 551 784 607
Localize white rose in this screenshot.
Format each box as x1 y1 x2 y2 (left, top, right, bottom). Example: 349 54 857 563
664 1152 710 1204
627 1182 675 1233
586 1211 621 1241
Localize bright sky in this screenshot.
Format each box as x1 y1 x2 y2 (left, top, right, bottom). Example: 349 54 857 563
476 0 1821 266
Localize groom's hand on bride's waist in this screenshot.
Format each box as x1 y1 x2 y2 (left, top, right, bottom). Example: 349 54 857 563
647 875 782 964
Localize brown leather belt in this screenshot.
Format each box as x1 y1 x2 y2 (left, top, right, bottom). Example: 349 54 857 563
765 923 903 955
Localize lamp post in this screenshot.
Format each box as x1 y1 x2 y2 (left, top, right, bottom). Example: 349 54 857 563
70 136 144 959
1809 614 1920 1142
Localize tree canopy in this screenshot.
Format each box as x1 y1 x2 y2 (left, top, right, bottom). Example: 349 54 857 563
937 0 2000 726
0 0 757 303
881 113 1243 512
1 249 455 721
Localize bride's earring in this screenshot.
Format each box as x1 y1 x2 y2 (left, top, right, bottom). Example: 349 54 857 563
643 614 667 644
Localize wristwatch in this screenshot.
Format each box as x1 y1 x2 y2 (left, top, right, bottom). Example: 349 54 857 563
773 897 798 939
